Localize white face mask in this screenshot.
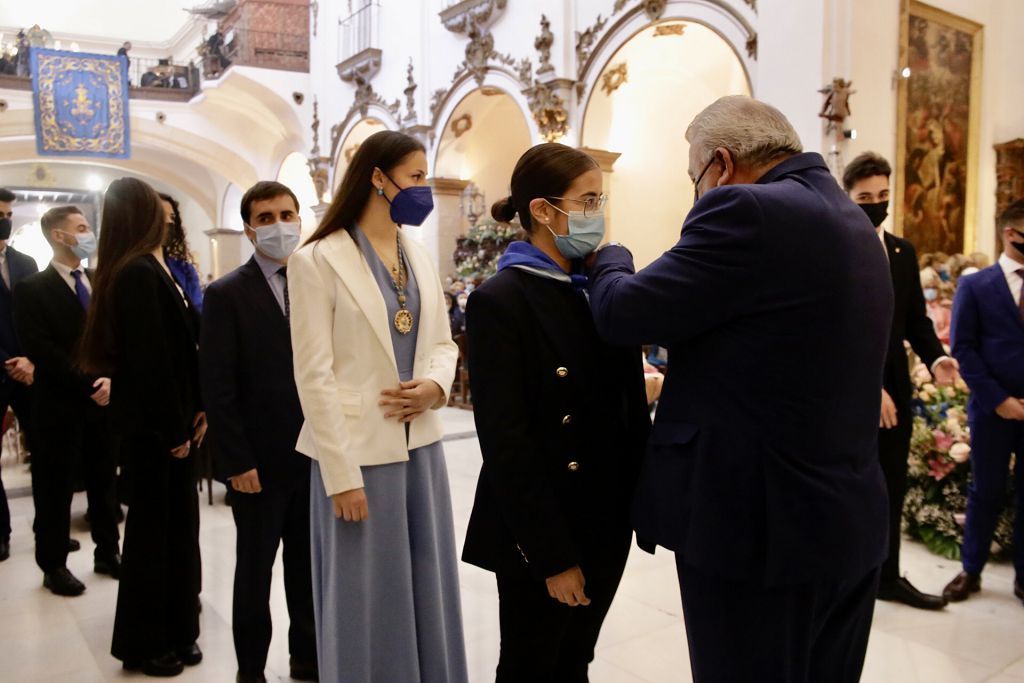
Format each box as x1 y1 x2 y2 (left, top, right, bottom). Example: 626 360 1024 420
251 221 301 260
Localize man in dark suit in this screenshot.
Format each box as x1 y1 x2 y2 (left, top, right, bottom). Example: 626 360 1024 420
0 187 39 562
200 181 316 683
14 206 120 596
943 200 1024 607
588 96 893 682
843 152 957 610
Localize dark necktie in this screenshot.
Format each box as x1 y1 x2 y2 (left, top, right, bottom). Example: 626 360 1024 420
71 270 91 310
278 266 289 319
1017 269 1024 320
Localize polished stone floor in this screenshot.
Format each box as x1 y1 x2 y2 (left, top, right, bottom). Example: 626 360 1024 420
0 408 1022 682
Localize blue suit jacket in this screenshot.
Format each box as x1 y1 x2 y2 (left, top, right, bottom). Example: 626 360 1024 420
589 153 893 585
950 264 1024 419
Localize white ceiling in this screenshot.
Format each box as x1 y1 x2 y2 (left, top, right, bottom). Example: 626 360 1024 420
0 1 195 44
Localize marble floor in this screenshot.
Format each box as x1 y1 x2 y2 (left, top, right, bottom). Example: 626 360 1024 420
0 408 1022 682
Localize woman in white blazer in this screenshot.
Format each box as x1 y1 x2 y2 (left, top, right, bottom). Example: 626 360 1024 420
289 131 468 683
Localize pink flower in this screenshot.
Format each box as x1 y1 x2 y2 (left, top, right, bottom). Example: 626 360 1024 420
932 430 955 453
949 442 971 463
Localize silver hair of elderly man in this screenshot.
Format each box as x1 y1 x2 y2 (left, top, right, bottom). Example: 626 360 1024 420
686 95 804 168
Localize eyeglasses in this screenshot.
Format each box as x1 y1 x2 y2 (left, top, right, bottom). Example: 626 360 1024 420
545 193 608 218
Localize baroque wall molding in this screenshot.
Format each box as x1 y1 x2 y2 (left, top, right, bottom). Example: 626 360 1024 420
535 14 555 74
440 0 508 34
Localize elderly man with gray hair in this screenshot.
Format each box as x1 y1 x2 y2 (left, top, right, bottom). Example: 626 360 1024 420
588 95 893 682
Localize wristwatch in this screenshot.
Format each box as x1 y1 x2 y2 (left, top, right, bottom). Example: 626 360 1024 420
596 242 631 256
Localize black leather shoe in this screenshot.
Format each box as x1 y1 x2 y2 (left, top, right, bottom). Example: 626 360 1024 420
95 553 121 579
0 539 9 562
43 567 86 596
1014 580 1023 606
289 657 318 681
236 672 268 683
877 577 947 610
177 643 202 666
943 571 982 602
123 653 185 677
67 538 80 552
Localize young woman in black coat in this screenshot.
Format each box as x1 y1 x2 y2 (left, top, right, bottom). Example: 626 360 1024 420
462 143 650 682
80 177 206 678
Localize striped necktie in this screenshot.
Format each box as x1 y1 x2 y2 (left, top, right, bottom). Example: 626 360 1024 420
277 266 289 319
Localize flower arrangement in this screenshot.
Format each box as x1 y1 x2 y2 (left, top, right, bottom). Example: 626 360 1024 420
903 361 1016 559
451 217 523 285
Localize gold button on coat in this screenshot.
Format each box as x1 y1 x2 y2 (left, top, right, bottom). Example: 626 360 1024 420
562 415 572 425
556 366 568 378
567 461 580 472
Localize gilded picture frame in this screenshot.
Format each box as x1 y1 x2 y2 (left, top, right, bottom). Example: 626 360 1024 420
895 1 983 255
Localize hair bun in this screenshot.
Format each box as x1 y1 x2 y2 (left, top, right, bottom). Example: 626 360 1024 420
491 197 517 223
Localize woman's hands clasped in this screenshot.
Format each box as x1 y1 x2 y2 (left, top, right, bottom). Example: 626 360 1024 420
332 488 368 522
379 379 444 423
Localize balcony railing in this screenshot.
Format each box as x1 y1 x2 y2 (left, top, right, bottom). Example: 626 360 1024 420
0 64 200 102
338 0 379 64
223 27 309 72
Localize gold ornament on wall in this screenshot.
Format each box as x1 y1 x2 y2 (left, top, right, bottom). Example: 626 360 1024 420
601 62 628 95
654 23 686 37
451 113 473 138
29 163 56 187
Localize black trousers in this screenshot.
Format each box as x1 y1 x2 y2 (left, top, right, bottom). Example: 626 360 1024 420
0 383 33 541
878 406 914 583
230 479 316 676
32 408 119 572
677 559 880 683
494 532 630 683
111 433 200 662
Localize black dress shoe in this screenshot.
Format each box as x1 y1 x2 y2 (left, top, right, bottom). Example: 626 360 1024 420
236 672 268 683
943 571 982 602
177 643 202 666
877 577 947 610
95 553 121 579
0 539 9 562
123 653 185 677
68 538 80 552
289 657 319 681
43 567 86 597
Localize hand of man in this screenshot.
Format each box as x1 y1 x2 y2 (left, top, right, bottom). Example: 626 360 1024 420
230 468 262 494
91 377 111 406
379 379 444 423
170 440 191 459
192 412 208 447
932 358 959 387
995 397 1024 421
5 357 34 385
332 488 368 522
880 389 898 429
546 565 591 607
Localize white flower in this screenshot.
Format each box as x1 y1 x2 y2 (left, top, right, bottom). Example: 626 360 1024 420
949 442 971 463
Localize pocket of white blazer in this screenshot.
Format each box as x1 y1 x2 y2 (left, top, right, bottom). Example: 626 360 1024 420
339 391 362 416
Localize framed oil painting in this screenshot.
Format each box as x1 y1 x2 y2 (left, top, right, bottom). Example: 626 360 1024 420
895 1 982 255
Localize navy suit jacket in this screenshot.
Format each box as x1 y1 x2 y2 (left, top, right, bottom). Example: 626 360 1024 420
199 257 308 490
588 153 893 585
950 264 1024 419
0 247 39 406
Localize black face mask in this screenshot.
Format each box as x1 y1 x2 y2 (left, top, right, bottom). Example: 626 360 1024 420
858 200 889 228
0 218 11 241
1011 229 1024 256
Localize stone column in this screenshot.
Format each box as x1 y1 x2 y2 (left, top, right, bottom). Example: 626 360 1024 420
578 147 621 239
205 228 251 279
430 177 470 279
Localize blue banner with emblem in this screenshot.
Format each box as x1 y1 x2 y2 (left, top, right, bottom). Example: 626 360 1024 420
31 48 130 159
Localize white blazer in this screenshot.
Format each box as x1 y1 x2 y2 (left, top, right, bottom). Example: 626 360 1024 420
289 227 458 497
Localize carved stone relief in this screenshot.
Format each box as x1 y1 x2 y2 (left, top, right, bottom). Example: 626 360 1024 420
601 62 628 95
535 14 555 74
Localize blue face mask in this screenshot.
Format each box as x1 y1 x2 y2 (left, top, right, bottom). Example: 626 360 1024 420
251 221 301 260
546 203 606 260
60 230 97 260
382 171 434 226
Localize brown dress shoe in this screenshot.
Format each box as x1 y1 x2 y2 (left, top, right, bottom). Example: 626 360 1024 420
943 571 981 602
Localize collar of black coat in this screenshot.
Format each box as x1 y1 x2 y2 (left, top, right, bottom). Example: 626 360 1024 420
754 152 828 185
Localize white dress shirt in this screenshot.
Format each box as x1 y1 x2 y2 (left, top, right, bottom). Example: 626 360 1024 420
51 260 92 295
998 251 1024 306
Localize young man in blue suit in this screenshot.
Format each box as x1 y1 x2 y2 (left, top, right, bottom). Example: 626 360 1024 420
588 96 893 682
943 200 1024 607
199 181 317 683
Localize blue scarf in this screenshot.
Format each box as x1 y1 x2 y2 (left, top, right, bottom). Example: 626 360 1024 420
497 241 588 292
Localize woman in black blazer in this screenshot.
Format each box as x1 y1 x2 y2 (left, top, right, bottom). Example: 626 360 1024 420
463 143 650 682
80 178 206 678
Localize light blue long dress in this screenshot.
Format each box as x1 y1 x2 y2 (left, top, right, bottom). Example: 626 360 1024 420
309 226 468 683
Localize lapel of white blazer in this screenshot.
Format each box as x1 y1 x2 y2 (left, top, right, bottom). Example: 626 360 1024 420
319 229 398 369
400 230 438 362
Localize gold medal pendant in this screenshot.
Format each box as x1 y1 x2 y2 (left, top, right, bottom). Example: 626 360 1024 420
394 309 414 335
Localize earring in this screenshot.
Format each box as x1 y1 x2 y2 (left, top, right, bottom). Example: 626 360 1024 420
377 187 384 196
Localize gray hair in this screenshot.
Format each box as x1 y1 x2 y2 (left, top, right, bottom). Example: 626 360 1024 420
686 95 803 169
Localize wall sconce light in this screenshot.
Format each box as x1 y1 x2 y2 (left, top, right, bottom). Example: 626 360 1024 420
843 129 857 140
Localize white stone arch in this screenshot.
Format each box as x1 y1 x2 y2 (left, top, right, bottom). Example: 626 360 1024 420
576 0 756 136
428 66 540 174
328 104 403 188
